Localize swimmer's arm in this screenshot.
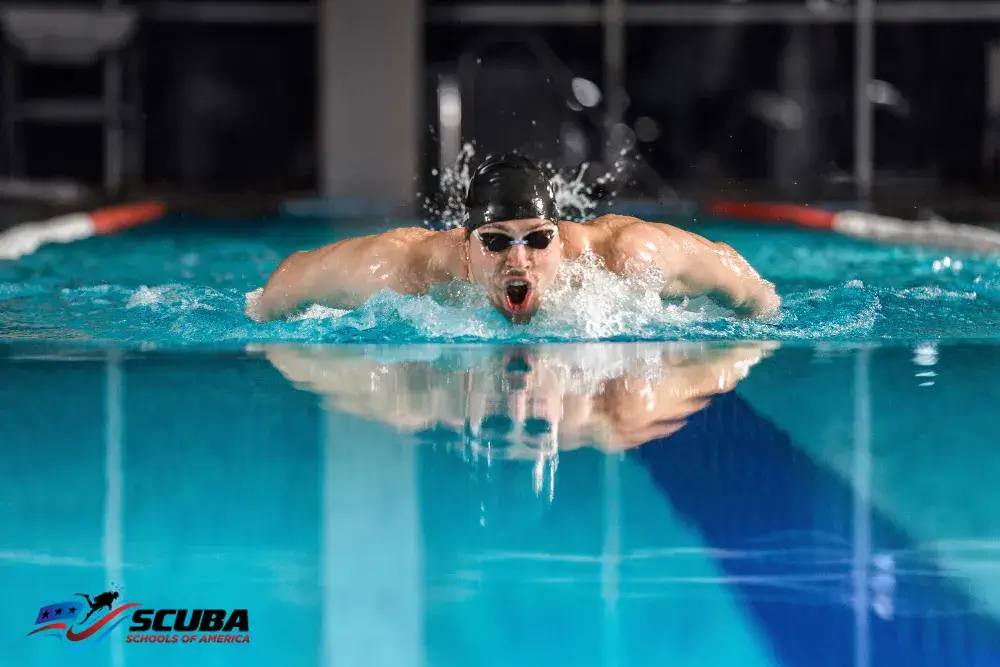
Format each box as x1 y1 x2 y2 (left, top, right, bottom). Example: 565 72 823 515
252 239 363 321
663 231 780 318
609 221 780 318
251 231 421 321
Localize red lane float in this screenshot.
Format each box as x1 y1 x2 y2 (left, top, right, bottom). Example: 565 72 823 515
0 201 165 260
707 199 1000 253
706 201 837 230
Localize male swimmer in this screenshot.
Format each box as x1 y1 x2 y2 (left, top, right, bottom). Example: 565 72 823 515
252 154 780 323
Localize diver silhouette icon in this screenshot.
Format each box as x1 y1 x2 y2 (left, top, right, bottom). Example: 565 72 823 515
75 590 120 624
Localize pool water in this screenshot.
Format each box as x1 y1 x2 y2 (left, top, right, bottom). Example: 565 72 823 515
2 214 999 666
0 213 997 344
2 340 999 666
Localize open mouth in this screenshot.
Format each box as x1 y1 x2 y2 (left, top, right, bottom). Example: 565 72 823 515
504 280 532 314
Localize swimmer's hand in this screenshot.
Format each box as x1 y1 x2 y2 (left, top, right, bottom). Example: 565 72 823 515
671 239 781 320
731 279 781 320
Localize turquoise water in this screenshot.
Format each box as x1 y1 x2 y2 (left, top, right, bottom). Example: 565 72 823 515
2 215 1000 665
2 340 1000 666
0 214 998 344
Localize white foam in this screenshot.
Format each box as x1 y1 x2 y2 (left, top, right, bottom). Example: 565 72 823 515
290 303 349 321
127 284 217 311
533 250 704 338
244 287 264 321
127 285 162 308
896 286 977 301
244 286 348 323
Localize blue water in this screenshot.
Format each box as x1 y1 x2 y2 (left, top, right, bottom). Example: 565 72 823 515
3 215 1000 665
0 214 998 345
2 340 999 666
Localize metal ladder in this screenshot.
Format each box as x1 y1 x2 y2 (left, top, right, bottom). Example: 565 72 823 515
0 2 142 201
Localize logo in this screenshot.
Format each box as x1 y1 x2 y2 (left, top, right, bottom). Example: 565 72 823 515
28 586 250 646
28 588 139 644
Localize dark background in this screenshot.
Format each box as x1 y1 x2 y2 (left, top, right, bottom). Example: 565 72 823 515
4 0 1000 212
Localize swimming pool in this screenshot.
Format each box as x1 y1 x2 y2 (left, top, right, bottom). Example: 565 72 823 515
0 212 997 344
2 213 999 666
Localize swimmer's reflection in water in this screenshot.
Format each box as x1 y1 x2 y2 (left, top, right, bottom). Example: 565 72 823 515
251 153 780 324
265 341 778 462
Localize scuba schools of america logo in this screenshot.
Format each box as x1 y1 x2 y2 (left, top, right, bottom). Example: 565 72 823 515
28 588 138 644
27 586 250 646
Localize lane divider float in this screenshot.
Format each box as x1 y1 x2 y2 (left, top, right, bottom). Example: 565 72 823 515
0 201 165 260
706 200 1000 254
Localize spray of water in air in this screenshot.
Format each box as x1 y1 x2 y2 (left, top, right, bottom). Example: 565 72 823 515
422 143 635 229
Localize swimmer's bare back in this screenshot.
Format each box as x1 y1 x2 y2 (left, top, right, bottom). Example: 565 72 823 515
251 214 780 322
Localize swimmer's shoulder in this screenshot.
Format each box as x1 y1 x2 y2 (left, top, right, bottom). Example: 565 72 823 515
313 225 452 268
558 214 672 255
350 226 451 258
555 220 590 257
376 225 440 245
587 213 679 232
311 225 432 255
410 226 464 254
563 214 654 236
565 215 704 271
589 214 702 247
410 226 468 281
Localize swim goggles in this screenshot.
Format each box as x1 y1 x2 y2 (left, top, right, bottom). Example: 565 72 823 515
473 227 557 253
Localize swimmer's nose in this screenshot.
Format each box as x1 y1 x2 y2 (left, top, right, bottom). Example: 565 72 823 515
506 243 530 267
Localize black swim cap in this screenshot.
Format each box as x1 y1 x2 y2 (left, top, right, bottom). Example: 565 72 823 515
464 153 557 235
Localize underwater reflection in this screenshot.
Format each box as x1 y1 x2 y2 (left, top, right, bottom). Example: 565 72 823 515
263 341 778 457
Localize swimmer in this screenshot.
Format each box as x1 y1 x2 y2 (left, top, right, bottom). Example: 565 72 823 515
264 341 778 453
251 153 780 323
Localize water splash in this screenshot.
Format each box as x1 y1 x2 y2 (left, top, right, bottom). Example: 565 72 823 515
423 143 635 229
533 250 699 339
426 143 479 230
5 210 1000 345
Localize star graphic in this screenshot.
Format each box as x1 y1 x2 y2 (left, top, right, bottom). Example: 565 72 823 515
55 608 63 615
41 610 50 619
69 606 77 614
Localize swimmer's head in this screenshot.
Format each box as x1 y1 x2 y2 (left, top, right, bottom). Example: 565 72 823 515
464 153 563 324
464 348 561 462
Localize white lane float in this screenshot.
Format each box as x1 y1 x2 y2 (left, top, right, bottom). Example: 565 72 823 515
0 201 166 260
706 201 1000 254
